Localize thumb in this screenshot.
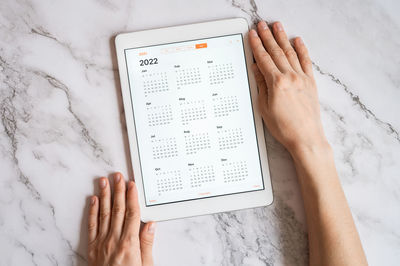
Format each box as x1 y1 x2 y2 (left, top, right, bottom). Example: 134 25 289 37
140 222 156 266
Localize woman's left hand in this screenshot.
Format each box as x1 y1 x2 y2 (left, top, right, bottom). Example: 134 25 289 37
87 172 155 266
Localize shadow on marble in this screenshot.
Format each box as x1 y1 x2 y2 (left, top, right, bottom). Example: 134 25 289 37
77 195 90 266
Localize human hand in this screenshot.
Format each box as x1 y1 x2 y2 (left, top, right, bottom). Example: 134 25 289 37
249 21 329 155
87 173 155 266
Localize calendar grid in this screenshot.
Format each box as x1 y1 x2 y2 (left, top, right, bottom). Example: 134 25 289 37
124 33 266 206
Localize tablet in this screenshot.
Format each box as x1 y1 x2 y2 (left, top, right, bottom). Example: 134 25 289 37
115 18 273 222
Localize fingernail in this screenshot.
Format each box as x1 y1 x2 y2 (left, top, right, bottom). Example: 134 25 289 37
148 222 156 234
99 178 107 189
128 181 135 190
90 196 96 206
250 29 257 36
297 37 304 45
275 22 283 32
259 21 268 30
114 173 121 184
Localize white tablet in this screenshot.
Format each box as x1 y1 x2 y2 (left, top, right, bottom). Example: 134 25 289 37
115 18 273 222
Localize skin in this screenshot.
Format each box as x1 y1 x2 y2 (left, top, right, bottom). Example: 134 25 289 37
87 173 155 266
249 21 368 265
87 20 368 266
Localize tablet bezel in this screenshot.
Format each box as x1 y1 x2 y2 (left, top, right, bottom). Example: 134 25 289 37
115 17 273 222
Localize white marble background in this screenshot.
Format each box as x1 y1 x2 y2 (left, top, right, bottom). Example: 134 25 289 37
1 0 399 265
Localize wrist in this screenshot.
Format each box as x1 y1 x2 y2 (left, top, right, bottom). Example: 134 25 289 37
288 139 333 163
289 139 338 189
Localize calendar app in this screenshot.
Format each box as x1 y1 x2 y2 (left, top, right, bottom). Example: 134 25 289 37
125 34 265 206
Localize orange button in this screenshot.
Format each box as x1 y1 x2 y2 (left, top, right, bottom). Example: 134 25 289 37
195 43 207 49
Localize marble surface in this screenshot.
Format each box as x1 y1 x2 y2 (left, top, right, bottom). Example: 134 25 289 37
1 0 399 265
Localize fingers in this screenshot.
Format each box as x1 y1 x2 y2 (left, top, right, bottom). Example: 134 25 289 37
256 21 291 72
294 37 314 77
88 196 99 245
140 222 156 266
109 172 126 240
249 29 280 80
272 22 302 73
98 177 111 239
121 181 141 241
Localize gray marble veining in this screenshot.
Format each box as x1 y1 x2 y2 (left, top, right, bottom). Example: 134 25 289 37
1 0 399 265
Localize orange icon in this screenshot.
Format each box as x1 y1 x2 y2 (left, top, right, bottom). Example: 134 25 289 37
195 43 207 49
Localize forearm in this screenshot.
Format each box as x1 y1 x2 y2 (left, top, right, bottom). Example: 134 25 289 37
290 143 367 266
248 20 367 265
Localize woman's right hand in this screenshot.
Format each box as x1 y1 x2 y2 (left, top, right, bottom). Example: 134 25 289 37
249 21 369 266
249 21 329 155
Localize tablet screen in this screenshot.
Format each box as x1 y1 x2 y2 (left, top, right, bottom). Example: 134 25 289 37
124 33 265 206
